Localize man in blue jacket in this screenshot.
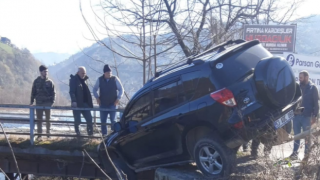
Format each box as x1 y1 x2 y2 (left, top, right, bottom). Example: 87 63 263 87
93 65 124 136
290 70 319 160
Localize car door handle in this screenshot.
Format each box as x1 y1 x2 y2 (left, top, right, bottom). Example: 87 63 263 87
176 113 184 120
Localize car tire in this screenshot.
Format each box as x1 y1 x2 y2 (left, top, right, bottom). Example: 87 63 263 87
194 135 236 178
110 158 137 180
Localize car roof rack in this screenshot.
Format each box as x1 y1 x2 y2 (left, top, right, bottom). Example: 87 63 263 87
153 39 246 79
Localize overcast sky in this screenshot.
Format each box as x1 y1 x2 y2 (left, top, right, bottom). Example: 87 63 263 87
0 0 319 55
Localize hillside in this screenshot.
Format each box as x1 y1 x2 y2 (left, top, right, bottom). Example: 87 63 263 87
33 52 71 66
0 43 13 55
0 44 67 105
49 43 143 106
295 15 320 55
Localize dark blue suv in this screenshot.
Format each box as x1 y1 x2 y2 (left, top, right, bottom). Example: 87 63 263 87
98 39 302 179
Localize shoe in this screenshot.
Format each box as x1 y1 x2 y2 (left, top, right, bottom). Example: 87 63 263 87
76 131 81 136
251 152 258 159
47 131 51 138
76 132 82 140
36 136 42 141
289 153 298 160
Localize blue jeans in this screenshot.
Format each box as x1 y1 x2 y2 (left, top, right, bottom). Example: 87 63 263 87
100 105 116 135
72 103 93 135
293 115 311 154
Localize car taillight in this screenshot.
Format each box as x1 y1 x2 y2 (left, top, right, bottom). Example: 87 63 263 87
233 121 244 129
210 88 237 107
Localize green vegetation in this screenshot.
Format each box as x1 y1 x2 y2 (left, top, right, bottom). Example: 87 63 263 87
0 43 13 55
0 46 40 104
0 44 68 105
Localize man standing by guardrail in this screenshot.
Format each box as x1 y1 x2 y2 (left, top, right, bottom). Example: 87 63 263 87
290 70 319 160
93 64 124 136
30 65 56 140
69 66 94 137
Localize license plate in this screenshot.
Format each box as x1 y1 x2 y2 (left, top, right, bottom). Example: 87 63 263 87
274 110 294 129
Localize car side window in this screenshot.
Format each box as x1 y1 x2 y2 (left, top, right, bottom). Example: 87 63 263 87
154 81 184 115
125 93 152 123
194 77 216 99
181 71 200 100
177 80 187 103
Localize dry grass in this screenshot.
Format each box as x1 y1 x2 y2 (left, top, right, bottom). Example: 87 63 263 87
0 135 100 152
18 176 99 180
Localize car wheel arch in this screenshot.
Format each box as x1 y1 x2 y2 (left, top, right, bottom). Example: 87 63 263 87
99 146 136 171
184 124 219 159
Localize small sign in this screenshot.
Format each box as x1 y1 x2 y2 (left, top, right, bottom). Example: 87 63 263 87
216 63 223 69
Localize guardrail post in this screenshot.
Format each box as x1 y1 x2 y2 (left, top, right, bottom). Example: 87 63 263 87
29 107 35 145
119 111 123 120
93 111 96 127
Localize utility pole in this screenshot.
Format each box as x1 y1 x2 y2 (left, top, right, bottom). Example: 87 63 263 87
154 34 157 74
142 0 146 85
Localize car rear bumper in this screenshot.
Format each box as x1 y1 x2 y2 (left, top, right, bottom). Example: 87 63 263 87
225 96 302 148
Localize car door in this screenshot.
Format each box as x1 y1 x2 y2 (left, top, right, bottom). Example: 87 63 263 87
115 91 155 165
133 77 190 166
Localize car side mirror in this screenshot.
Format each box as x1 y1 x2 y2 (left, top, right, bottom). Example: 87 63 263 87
128 120 138 133
113 122 122 132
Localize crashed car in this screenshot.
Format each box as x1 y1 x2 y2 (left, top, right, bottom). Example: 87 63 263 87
97 39 302 179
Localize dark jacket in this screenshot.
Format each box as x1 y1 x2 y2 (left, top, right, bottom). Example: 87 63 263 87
69 74 93 108
300 81 319 117
98 76 118 106
31 76 55 105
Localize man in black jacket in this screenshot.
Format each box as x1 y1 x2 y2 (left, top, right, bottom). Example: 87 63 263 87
69 66 93 136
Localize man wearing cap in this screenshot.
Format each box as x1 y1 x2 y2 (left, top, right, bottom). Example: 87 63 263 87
30 65 56 140
93 64 124 136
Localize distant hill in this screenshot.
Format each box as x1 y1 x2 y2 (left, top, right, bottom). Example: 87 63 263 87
49 41 144 106
48 35 182 107
33 52 71 66
0 43 68 105
295 15 320 56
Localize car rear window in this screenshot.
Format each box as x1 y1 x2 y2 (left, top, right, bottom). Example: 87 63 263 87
211 44 272 88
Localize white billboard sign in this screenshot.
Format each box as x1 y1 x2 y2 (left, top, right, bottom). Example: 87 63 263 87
281 53 320 90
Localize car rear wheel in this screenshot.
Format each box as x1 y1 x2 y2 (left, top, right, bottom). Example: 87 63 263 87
194 135 236 178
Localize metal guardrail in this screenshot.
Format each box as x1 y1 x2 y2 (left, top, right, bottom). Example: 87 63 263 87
0 104 125 145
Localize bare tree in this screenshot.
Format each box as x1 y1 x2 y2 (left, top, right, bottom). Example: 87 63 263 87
80 0 180 85
80 0 305 85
